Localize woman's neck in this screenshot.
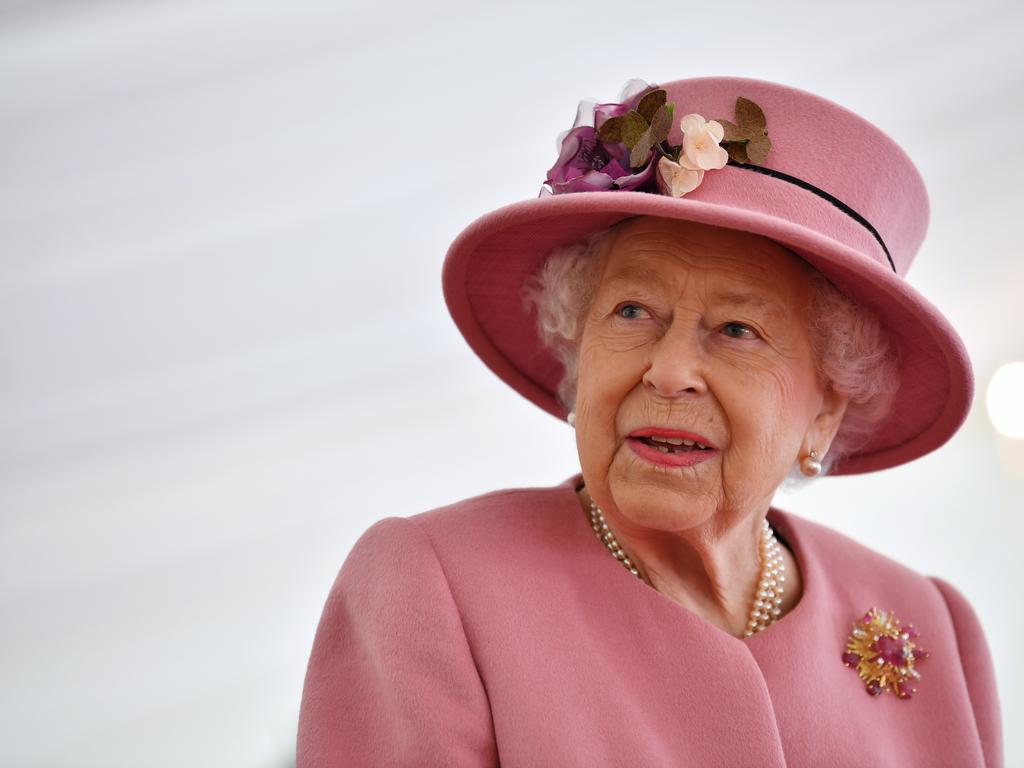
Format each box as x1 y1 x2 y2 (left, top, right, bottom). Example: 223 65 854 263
577 485 803 638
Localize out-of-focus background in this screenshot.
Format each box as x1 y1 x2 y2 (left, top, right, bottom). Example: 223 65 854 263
2 1 1022 765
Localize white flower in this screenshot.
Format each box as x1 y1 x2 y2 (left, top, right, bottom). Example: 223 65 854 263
656 155 704 197
655 113 730 198
679 114 729 171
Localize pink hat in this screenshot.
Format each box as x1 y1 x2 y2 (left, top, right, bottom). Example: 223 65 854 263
441 76 973 475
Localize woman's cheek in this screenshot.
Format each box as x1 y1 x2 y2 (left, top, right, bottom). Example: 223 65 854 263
709 335 776 372
725 366 812 488
718 369 785 454
580 334 648 398
574 403 617 492
592 324 657 356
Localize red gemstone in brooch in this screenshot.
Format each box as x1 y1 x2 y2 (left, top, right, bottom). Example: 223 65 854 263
842 607 928 699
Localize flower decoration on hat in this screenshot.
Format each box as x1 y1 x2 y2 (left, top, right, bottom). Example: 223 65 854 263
842 607 929 699
542 80 772 199
655 115 729 197
718 97 772 164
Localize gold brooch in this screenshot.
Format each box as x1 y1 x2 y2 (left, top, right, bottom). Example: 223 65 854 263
842 608 928 699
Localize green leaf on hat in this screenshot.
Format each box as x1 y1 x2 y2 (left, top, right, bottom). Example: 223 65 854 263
718 119 744 143
745 131 772 164
724 141 751 164
594 90 679 170
619 111 649 150
735 97 766 131
636 89 667 122
629 137 653 168
649 104 672 146
716 96 772 166
627 108 674 169
597 116 624 144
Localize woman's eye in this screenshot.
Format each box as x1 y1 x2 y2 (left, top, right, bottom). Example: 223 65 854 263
721 322 757 339
616 303 649 320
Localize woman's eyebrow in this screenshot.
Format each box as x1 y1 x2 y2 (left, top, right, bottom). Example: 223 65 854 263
713 290 787 319
602 267 670 292
714 290 779 307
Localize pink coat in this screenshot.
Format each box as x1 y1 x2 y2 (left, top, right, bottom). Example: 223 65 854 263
297 474 1003 767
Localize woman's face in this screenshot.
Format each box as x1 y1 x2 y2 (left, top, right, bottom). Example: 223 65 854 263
574 216 846 531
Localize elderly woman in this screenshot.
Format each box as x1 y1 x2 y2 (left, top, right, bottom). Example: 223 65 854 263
296 77 1002 766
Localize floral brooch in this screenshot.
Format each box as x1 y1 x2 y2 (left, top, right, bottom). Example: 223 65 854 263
842 608 928 699
542 79 772 199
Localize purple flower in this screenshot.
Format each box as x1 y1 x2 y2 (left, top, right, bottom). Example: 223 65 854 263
543 81 660 195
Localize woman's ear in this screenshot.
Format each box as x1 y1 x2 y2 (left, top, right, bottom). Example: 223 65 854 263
803 386 850 458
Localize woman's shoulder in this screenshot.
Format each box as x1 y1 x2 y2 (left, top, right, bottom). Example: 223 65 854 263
771 506 929 582
771 509 1001 765
408 474 580 532
346 474 584 572
771 507 984 630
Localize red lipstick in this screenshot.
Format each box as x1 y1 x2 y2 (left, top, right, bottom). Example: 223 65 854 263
629 427 717 449
626 427 719 468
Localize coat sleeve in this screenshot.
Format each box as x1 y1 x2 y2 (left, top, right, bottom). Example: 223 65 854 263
930 576 1003 768
297 516 498 768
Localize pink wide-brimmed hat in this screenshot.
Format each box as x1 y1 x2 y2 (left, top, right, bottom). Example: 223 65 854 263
441 76 973 475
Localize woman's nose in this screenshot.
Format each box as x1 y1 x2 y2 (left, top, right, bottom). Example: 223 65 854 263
641 323 708 398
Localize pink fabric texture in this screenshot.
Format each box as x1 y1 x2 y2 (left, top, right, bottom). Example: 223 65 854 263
297 475 1002 767
441 77 975 475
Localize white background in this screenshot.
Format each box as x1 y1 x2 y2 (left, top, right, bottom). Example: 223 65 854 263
2 1 1022 766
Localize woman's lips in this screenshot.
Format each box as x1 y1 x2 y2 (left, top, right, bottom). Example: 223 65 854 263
629 427 716 448
626 436 718 468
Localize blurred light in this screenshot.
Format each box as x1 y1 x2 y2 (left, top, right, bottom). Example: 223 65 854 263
987 361 1024 439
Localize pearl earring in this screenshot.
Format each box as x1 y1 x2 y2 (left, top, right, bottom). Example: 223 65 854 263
567 411 576 427
800 449 822 476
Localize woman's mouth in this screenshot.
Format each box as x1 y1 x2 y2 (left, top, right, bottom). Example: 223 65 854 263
626 431 718 468
636 435 711 452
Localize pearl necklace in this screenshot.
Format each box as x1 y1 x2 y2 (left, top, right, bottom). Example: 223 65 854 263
585 495 786 638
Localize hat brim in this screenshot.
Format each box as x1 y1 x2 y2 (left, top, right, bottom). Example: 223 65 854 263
442 188 973 476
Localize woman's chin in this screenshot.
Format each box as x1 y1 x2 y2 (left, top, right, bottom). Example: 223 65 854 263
605 452 721 523
611 484 718 531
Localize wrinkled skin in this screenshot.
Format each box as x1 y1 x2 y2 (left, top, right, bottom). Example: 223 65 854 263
574 216 849 637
